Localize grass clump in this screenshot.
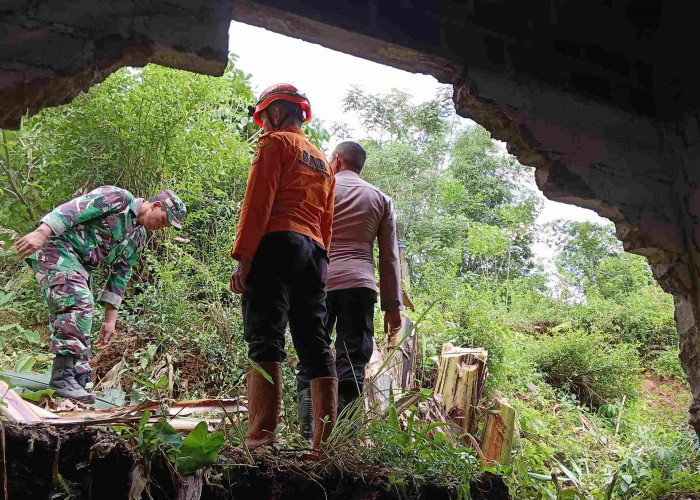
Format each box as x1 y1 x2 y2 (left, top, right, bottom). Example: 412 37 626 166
360 404 480 498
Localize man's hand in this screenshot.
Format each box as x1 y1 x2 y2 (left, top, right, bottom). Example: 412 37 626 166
230 258 252 294
15 224 52 259
384 309 403 335
385 309 403 346
95 303 118 348
96 321 116 348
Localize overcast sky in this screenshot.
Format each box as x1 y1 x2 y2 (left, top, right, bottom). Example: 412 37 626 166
228 21 607 265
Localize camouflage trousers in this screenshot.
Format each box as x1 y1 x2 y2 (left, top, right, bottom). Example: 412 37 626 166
27 242 93 376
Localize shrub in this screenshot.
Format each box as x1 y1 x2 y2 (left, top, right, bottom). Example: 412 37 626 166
361 402 480 498
652 347 686 382
530 329 640 408
616 285 677 347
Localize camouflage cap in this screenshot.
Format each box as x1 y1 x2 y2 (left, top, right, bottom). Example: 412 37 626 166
153 190 186 230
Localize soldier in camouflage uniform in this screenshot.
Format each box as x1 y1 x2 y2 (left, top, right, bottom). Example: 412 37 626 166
16 186 186 403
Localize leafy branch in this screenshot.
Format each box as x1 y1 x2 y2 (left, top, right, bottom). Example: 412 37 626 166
0 130 35 221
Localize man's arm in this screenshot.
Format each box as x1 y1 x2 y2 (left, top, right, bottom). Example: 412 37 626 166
230 136 283 293
15 186 130 259
94 248 138 346
96 303 118 347
321 174 335 254
377 197 403 321
15 223 52 259
97 249 138 310
231 136 283 262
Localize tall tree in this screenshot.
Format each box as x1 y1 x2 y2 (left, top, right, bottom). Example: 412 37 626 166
340 87 540 296
553 221 621 292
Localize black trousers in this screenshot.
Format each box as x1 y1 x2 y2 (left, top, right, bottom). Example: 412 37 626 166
242 231 336 381
296 287 377 396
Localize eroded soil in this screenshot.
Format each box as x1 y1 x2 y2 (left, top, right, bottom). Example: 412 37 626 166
0 423 510 499
641 375 690 414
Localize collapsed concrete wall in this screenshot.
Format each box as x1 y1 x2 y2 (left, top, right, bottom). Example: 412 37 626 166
2 0 700 433
453 69 700 434
0 1 233 130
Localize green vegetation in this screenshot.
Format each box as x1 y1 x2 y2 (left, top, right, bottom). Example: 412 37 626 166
530 328 641 408
0 60 697 498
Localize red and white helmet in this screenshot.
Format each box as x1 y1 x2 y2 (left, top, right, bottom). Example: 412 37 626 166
252 83 312 127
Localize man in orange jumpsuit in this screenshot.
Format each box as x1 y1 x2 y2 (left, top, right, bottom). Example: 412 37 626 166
230 84 336 456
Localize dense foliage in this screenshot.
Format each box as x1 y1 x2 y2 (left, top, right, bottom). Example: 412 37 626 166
0 61 696 498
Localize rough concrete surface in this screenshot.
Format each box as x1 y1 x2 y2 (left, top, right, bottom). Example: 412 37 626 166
2 0 700 435
1 423 510 499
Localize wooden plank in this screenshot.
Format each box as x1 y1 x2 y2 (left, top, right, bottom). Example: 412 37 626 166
440 357 459 410
365 313 419 412
0 381 43 423
448 363 469 428
399 315 416 390
434 349 448 396
482 398 516 464
364 339 393 414
396 222 411 297
463 366 477 432
454 364 477 431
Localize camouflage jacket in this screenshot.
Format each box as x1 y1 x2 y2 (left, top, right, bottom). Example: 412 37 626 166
39 186 147 309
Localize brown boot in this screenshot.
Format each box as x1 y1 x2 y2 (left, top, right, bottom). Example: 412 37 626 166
304 376 338 459
246 362 283 449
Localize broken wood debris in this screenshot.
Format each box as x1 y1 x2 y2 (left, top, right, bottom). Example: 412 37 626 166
434 342 488 436
364 339 515 467
0 380 245 432
364 314 419 414
482 397 515 465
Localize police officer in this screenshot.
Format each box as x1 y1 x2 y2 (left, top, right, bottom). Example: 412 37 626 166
230 83 336 457
296 141 403 437
16 186 186 403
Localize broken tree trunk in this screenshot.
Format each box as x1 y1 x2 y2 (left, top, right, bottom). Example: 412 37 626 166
395 222 419 388
482 398 516 465
364 315 418 413
434 343 488 436
174 470 204 500
396 222 414 311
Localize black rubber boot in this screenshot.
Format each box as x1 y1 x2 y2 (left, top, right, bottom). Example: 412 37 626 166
74 371 91 389
297 387 313 439
49 355 95 404
337 392 356 417
337 380 362 417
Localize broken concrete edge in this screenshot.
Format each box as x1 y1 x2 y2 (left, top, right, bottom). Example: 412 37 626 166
1 0 233 131
230 0 462 84
0 421 510 499
453 70 700 437
0 42 228 130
